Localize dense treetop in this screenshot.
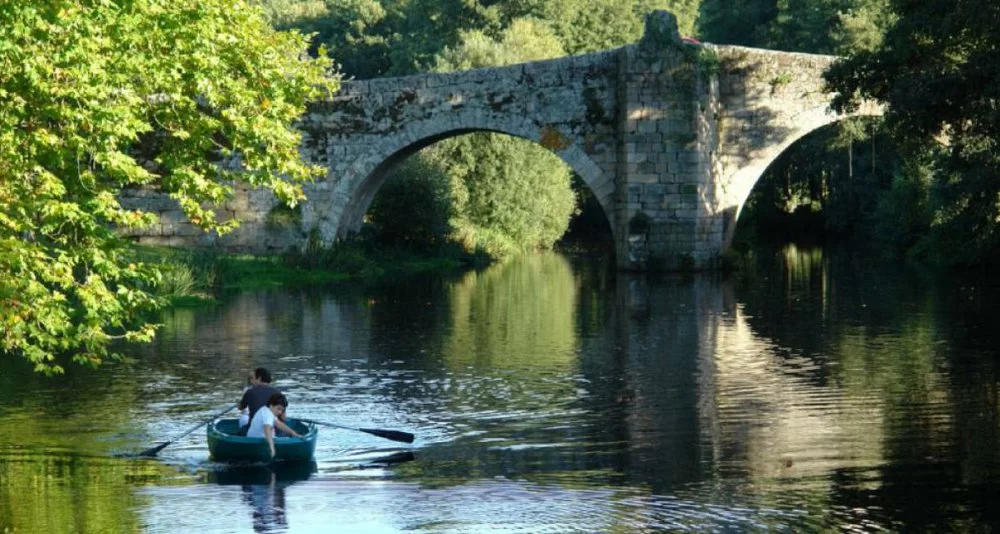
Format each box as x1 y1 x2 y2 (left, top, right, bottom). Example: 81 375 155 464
825 0 1000 261
0 0 335 373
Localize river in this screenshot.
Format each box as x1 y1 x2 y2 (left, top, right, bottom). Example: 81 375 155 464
1 246 999 532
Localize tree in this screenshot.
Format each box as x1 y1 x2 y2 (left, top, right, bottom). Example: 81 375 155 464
257 0 704 77
434 19 566 71
366 157 453 248
496 0 700 54
254 0 395 78
833 0 895 53
255 0 500 78
699 0 894 54
0 1 336 373
698 0 779 47
825 0 1000 264
428 19 578 258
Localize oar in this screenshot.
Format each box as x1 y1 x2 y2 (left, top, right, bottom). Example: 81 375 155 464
136 404 238 457
299 419 414 444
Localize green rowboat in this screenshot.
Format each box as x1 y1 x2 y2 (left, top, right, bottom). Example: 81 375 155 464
207 418 318 462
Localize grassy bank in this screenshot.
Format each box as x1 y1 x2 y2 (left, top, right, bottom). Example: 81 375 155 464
130 241 469 306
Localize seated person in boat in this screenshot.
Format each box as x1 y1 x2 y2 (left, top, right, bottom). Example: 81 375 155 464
246 393 302 458
239 367 298 437
237 370 255 429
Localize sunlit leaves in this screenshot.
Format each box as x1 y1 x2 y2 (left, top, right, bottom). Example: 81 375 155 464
699 0 896 55
427 20 577 258
0 0 336 373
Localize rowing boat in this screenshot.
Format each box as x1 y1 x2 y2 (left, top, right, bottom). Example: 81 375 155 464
207 418 318 462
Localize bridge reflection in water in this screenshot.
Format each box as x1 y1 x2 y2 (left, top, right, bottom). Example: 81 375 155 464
2 249 998 532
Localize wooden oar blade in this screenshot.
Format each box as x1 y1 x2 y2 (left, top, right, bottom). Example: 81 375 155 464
136 442 170 457
359 428 415 443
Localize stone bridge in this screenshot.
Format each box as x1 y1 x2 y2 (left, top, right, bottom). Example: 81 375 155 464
124 11 879 270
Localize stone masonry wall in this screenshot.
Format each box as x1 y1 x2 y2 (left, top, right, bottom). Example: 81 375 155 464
118 183 302 253
119 10 878 269
297 50 621 244
707 46 879 248
616 12 711 270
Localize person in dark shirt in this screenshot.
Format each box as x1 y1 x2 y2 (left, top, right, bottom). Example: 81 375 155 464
238 367 300 437
237 370 255 428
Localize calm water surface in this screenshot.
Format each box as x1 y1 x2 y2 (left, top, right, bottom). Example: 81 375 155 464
2 247 999 532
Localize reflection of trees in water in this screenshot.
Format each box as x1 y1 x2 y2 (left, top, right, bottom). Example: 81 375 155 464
127 253 596 398
0 455 174 533
703 249 893 514
443 253 580 369
0 355 147 457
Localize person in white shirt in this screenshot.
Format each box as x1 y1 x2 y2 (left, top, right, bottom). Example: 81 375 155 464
246 393 302 458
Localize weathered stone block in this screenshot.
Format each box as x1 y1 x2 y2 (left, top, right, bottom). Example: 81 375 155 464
632 173 660 184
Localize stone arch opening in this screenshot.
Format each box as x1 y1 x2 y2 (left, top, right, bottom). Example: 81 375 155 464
319 112 617 255
724 114 885 247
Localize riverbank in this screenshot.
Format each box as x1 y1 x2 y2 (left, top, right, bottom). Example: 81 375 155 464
132 242 470 306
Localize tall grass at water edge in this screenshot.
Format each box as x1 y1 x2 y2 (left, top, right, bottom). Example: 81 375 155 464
129 239 470 301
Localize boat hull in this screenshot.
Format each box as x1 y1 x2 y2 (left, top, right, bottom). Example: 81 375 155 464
207 418 318 462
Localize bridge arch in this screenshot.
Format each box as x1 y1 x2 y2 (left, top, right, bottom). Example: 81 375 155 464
318 111 615 243
715 103 883 248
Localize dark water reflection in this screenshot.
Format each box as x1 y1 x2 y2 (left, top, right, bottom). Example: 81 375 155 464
2 247 1000 532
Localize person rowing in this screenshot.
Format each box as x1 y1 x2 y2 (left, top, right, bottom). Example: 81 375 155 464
237 370 255 429
238 367 300 438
